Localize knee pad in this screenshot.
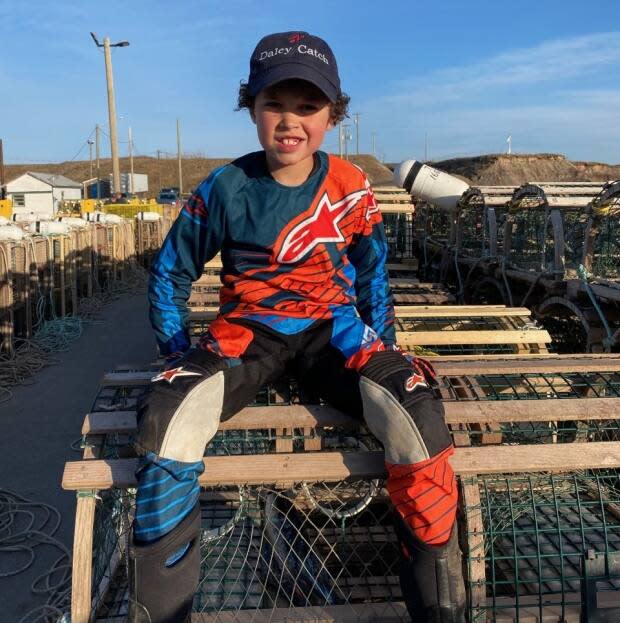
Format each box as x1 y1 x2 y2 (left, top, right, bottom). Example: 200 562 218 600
135 348 228 462
359 350 452 464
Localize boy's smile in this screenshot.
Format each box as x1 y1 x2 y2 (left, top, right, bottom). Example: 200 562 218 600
251 79 334 186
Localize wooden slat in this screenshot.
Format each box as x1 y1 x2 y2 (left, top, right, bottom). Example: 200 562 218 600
82 411 137 435
434 353 620 374
396 329 551 346
71 494 96 623
378 204 414 213
189 603 408 622
81 395 620 436
101 371 153 386
62 441 620 490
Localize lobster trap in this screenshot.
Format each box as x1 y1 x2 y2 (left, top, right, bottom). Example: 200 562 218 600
63 352 620 622
583 182 620 281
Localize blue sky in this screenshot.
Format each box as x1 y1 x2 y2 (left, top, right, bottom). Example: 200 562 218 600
1 0 619 165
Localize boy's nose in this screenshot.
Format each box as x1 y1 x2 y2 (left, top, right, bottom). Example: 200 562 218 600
277 112 300 129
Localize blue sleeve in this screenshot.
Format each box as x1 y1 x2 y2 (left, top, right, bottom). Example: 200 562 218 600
148 169 226 356
348 207 396 346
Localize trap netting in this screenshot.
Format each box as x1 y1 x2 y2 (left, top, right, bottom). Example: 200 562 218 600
90 476 408 621
589 206 620 280
456 190 493 259
87 467 620 621
381 212 415 261
464 470 620 622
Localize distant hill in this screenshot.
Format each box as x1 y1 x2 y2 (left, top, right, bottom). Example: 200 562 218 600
430 153 620 186
3 154 394 194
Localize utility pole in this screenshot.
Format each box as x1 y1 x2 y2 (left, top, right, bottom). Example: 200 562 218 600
176 119 183 195
342 124 351 159
371 132 376 158
157 149 162 190
353 113 360 155
338 123 343 158
103 37 121 194
128 126 134 194
0 139 5 198
95 124 101 199
90 32 129 195
87 139 94 178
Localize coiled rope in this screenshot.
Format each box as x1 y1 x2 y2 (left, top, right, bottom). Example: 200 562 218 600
0 488 71 622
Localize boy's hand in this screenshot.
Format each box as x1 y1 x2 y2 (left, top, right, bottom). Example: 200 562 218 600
163 351 185 370
388 344 437 384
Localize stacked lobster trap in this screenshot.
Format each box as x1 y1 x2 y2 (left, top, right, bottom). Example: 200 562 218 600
411 178 620 353
63 352 620 622
0 216 172 354
60 252 620 622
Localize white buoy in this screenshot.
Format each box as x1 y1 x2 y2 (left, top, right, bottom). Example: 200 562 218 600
84 211 123 224
0 225 25 241
12 212 52 223
27 221 71 235
57 216 91 229
136 211 162 221
394 160 470 212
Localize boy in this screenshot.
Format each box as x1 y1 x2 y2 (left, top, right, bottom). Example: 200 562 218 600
131 31 465 623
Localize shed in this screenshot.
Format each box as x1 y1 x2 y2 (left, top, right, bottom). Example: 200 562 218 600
5 172 82 216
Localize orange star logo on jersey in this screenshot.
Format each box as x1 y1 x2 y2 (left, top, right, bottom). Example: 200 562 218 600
151 367 201 384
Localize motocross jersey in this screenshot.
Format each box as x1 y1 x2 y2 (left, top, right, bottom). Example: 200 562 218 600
148 150 395 360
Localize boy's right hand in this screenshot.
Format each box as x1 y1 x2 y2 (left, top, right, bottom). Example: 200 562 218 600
163 351 185 370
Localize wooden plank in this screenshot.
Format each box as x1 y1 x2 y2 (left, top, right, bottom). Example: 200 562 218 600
396 329 551 346
81 395 620 436
461 479 486 619
434 353 620 374
82 411 137 435
446 397 620 424
189 603 408 622
101 371 153 386
378 204 414 213
62 441 620 490
71 493 96 623
187 306 532 320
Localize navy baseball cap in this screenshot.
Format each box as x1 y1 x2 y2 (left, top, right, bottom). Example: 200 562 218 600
247 31 341 102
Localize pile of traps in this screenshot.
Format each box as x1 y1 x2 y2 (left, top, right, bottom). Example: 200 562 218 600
63 352 620 622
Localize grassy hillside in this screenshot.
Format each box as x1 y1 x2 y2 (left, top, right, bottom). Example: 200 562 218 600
430 153 620 185
3 154 394 194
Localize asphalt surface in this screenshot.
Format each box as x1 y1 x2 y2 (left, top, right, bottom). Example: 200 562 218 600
0 293 156 621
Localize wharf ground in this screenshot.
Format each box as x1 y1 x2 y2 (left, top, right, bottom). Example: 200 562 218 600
0 293 155 620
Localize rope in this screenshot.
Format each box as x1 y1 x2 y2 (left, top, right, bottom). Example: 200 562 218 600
500 257 514 307
0 488 71 622
577 264 614 351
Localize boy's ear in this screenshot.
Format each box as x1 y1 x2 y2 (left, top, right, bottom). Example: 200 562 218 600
249 107 256 124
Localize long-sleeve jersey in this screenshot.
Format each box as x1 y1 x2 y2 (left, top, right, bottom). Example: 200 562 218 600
148 150 395 359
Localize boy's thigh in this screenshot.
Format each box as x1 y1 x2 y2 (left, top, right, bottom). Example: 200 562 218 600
136 321 289 461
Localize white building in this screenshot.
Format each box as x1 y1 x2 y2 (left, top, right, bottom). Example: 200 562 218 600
5 172 82 217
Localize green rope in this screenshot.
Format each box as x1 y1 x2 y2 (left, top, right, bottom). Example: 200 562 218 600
577 264 614 351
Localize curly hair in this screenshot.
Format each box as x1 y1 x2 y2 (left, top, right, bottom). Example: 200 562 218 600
236 80 350 125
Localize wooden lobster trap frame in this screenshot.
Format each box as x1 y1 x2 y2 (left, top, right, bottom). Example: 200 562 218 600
63 352 620 622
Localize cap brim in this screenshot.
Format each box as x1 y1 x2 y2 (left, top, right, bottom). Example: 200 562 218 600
248 63 338 102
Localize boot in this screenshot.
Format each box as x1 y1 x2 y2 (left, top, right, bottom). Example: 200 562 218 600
128 503 201 623
394 516 466 622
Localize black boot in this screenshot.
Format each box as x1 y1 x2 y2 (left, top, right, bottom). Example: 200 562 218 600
128 503 201 623
394 516 466 623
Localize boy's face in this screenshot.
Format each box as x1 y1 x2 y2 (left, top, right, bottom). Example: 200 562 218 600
251 79 334 179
